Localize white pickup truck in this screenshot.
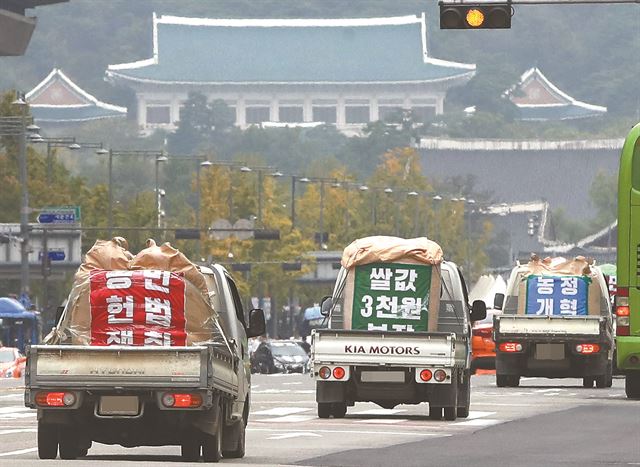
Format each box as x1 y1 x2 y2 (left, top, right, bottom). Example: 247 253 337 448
494 258 614 388
25 264 265 462
313 252 486 421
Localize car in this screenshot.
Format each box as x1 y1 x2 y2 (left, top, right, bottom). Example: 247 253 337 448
0 347 25 378
471 308 502 372
251 340 309 374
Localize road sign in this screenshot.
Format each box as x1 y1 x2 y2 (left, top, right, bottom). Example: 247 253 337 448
37 206 81 224
38 250 66 261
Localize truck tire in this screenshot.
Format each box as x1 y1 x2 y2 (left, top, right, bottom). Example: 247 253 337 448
583 377 594 388
331 402 347 418
496 374 509 387
222 419 246 459
509 375 520 387
202 406 223 463
457 371 471 418
443 406 457 421
181 438 201 461
37 421 58 460
59 430 79 460
317 402 332 419
429 406 442 420
625 372 640 399
596 362 613 389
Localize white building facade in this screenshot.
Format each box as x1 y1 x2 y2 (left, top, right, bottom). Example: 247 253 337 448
106 14 475 134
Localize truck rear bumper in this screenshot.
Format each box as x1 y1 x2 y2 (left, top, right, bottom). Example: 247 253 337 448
616 336 640 371
496 345 609 377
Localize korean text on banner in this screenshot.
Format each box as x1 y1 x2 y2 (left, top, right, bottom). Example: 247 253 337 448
525 275 589 316
89 270 187 346
352 262 431 332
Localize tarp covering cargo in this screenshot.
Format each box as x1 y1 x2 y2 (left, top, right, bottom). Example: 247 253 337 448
337 236 443 332
47 238 228 348
516 256 604 317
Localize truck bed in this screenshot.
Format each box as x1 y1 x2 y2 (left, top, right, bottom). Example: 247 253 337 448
25 345 237 395
312 329 460 367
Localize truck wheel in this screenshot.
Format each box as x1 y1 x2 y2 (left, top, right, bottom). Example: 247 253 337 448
222 419 246 459
583 377 594 388
317 402 332 418
509 375 520 387
429 406 442 420
181 438 201 461
625 372 640 399
59 430 78 460
202 406 223 462
37 421 58 460
457 371 471 418
331 402 347 418
496 374 509 388
443 407 457 421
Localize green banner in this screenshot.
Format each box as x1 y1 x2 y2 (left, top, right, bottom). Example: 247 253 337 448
352 262 431 332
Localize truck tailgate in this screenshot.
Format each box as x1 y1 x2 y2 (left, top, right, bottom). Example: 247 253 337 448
26 345 236 392
495 315 603 337
312 329 457 367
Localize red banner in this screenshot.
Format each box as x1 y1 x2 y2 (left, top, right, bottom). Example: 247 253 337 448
89 270 186 346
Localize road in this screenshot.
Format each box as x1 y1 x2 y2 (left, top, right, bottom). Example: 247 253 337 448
0 373 637 466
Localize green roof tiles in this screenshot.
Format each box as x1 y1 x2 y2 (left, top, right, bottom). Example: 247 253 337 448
107 15 475 84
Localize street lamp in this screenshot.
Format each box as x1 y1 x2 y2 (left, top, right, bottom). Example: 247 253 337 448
155 155 168 229
239 165 275 228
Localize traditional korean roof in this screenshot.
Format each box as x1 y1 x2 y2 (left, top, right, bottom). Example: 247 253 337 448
26 68 126 123
505 67 607 121
106 13 475 86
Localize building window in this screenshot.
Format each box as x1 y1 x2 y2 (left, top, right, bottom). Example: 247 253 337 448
279 106 304 123
312 106 337 123
246 106 270 124
345 99 370 124
146 105 171 124
411 106 436 123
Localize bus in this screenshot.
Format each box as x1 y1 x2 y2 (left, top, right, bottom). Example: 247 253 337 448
0 297 41 354
616 123 640 398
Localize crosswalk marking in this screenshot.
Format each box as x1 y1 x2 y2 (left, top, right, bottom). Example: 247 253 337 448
352 408 406 416
0 447 37 457
0 407 30 414
259 415 316 423
354 418 408 424
454 418 503 427
252 407 310 416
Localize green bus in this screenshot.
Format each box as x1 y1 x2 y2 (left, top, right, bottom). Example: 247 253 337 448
617 122 640 398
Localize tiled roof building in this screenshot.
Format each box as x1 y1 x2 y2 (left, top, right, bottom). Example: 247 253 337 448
505 67 607 121
106 13 475 134
26 68 126 125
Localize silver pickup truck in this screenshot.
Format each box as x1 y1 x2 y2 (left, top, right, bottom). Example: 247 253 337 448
314 260 486 421
25 264 265 462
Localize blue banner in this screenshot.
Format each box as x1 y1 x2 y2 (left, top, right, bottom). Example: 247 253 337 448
525 275 589 316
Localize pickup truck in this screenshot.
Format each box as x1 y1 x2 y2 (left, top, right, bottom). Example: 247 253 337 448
313 237 486 421
25 256 264 462
494 257 614 388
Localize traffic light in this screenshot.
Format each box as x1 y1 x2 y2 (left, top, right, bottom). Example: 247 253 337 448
439 2 512 29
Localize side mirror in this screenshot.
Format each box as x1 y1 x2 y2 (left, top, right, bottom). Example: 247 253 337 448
55 306 65 325
493 293 505 310
247 308 266 338
470 300 487 322
320 296 333 317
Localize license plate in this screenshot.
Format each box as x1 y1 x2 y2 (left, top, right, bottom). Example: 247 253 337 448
535 344 565 360
360 371 405 383
98 396 139 415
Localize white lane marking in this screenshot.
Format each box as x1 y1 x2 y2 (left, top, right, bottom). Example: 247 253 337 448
258 415 316 423
520 377 542 381
293 390 315 394
282 382 303 386
543 393 562 397
354 418 408 424
454 418 503 427
0 429 36 435
0 394 23 400
252 407 310 416
352 408 406 416
268 432 322 440
0 413 35 419
535 388 566 393
0 407 30 414
0 447 37 457
466 411 496 419
248 427 449 437
252 389 291 394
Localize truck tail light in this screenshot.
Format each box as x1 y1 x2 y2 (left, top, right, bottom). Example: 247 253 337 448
499 342 523 353
332 367 345 380
616 288 630 336
161 393 202 408
433 369 447 382
419 369 433 381
575 344 600 354
318 366 331 380
35 391 76 407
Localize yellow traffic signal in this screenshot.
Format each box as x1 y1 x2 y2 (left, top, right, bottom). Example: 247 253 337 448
440 2 512 29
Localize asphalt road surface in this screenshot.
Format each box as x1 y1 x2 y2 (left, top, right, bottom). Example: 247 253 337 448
0 373 637 466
